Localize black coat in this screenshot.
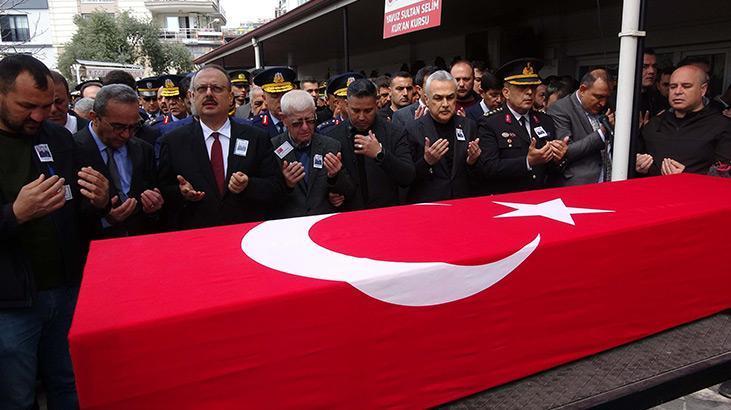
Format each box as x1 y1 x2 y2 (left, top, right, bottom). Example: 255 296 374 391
73 127 160 237
325 116 415 211
638 106 731 175
405 114 481 203
158 120 284 230
0 122 105 308
270 133 356 219
477 103 560 194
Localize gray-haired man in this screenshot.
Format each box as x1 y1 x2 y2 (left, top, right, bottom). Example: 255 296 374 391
271 89 355 218
404 70 482 202
74 84 163 237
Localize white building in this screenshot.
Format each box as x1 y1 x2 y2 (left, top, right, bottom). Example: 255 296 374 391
21 0 225 71
1 0 57 69
275 0 310 17
147 0 226 59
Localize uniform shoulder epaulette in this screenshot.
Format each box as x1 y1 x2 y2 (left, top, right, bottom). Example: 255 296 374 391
483 106 503 117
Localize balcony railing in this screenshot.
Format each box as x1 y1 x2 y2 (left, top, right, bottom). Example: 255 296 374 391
160 27 224 45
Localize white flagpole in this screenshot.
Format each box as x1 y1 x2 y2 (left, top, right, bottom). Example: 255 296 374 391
611 0 645 181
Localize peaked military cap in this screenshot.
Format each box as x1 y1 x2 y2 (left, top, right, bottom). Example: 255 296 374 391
158 74 183 97
229 69 250 86
496 58 544 86
326 72 365 97
253 67 296 94
137 77 161 97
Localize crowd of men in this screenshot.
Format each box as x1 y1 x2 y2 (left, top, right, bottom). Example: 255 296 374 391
0 49 730 407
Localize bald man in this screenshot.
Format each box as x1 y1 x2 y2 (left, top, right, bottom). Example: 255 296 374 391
636 65 731 176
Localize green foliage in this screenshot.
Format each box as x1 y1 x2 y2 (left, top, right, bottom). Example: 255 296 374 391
164 43 195 74
58 11 194 84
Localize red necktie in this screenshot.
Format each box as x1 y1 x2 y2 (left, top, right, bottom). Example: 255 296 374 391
210 132 225 195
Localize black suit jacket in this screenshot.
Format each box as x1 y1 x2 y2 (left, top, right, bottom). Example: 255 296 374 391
325 116 415 211
477 103 560 194
73 127 159 237
392 102 420 127
158 120 284 230
405 114 480 203
270 133 356 219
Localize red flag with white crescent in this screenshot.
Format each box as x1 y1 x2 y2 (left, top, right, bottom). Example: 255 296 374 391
70 174 731 409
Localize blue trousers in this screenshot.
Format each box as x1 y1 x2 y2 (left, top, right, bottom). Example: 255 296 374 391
0 287 79 410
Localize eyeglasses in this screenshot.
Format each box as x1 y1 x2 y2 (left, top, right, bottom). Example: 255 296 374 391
290 117 317 129
142 96 156 102
194 84 229 95
100 117 140 134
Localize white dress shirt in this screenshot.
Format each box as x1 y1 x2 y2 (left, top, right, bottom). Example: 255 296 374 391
200 119 232 175
64 114 78 133
506 104 534 171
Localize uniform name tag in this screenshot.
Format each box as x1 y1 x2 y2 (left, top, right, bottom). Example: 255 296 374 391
64 185 73 201
34 144 54 162
313 154 323 169
534 126 549 138
274 141 294 159
456 128 466 141
234 139 249 157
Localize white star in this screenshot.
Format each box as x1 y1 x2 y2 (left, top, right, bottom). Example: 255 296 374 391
493 198 613 226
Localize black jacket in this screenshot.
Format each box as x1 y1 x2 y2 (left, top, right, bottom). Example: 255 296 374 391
158 119 284 230
325 116 415 211
0 122 105 308
405 114 481 203
638 106 731 175
74 127 160 237
270 133 356 219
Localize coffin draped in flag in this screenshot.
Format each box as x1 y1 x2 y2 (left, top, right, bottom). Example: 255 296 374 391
69 174 731 409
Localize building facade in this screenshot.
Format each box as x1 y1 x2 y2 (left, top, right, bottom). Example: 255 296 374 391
3 0 225 70
1 0 57 69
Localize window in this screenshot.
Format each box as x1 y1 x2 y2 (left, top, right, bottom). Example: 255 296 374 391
0 15 30 42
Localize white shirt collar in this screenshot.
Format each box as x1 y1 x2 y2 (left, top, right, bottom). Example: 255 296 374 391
269 112 282 126
506 104 528 123
64 113 78 133
200 118 231 140
480 100 489 113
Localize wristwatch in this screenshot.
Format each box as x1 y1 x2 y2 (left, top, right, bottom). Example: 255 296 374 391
375 143 384 163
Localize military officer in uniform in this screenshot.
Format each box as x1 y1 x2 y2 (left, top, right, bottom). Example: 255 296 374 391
229 69 250 108
137 77 162 123
250 67 296 138
139 75 189 149
316 72 364 135
477 58 568 194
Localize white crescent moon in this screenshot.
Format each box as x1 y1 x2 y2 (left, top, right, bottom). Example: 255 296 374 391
241 213 540 307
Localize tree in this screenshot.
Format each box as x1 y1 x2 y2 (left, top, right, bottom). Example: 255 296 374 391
57 11 193 82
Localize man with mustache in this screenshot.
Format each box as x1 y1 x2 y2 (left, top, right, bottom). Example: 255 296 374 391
635 64 731 177
158 65 284 229
477 58 566 194
404 70 482 203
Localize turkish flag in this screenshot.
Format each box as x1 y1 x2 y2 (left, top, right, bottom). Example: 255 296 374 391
69 174 731 409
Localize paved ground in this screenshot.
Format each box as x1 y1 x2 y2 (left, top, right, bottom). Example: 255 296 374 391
652 384 731 410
